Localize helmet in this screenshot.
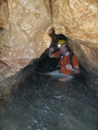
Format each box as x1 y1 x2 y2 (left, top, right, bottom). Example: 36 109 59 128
57 40 67 48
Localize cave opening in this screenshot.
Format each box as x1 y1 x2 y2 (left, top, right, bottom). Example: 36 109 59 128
36 29 68 74
36 28 82 78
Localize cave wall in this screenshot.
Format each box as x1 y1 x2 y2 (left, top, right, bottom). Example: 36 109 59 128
0 0 98 94
52 0 98 79
0 0 8 30
52 0 98 47
0 0 51 79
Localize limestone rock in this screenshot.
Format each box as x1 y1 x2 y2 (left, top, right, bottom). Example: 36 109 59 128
1 0 98 94
0 0 51 79
52 0 98 81
52 0 98 48
0 0 8 29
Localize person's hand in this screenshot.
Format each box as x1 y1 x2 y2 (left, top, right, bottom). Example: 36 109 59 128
65 64 73 71
49 47 55 53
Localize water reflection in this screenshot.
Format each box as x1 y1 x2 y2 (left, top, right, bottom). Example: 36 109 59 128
0 73 98 130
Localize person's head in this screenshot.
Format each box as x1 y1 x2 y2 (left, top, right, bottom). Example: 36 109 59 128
57 40 68 55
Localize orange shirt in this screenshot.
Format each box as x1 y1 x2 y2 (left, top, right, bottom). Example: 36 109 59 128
54 51 79 75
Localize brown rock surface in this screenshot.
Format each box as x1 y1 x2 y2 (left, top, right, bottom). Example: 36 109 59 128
0 0 8 29
0 0 51 95
0 0 98 94
52 0 98 49
52 0 98 90
0 0 51 79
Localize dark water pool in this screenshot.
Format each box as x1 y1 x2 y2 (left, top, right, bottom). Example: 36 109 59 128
0 73 98 130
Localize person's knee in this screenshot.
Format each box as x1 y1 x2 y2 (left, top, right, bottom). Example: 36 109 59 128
59 76 68 82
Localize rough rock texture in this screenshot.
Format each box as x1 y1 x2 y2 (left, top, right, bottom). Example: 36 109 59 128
0 0 8 30
0 0 51 79
1 0 98 95
0 59 38 95
0 0 51 95
52 0 98 48
52 0 98 91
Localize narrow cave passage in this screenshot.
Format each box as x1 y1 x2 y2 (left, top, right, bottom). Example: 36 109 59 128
0 31 98 130
36 29 80 75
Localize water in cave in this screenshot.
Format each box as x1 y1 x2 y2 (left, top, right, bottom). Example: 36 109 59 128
0 32 98 130
0 51 98 130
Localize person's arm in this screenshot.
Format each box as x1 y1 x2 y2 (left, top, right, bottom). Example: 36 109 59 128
48 47 55 58
72 65 80 74
66 55 80 75
65 64 80 74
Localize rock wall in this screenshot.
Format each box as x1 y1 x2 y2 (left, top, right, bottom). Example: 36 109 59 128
52 0 98 48
0 0 52 95
52 0 98 90
0 0 51 79
0 0 8 29
0 0 98 94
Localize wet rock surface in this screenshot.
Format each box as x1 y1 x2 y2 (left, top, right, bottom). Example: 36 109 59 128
0 71 98 130
0 59 38 95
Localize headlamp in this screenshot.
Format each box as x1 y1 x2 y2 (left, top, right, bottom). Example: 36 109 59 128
57 40 67 48
57 42 67 48
57 44 61 48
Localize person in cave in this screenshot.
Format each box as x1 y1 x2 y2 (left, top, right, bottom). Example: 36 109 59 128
45 39 80 82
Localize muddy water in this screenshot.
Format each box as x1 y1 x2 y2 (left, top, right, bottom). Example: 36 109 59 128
0 73 98 130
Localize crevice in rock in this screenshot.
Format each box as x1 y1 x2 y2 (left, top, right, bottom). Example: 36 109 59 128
0 27 5 32
36 29 79 73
